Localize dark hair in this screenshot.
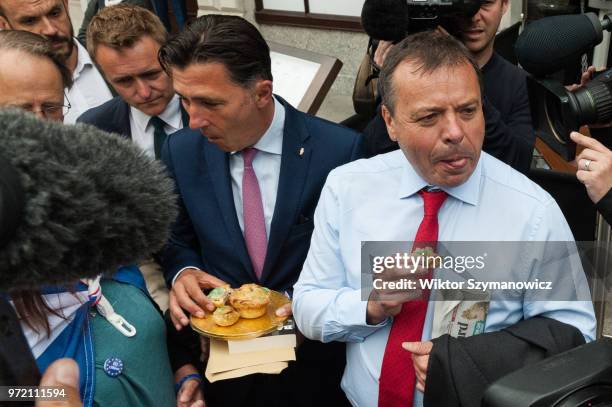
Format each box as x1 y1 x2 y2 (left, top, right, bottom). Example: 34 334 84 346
380 30 483 115
0 30 73 89
158 14 272 87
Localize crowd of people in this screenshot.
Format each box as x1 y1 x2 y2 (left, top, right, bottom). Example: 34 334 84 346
0 0 610 406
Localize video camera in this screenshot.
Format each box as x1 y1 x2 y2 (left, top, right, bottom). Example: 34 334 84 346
362 0 483 70
516 12 612 160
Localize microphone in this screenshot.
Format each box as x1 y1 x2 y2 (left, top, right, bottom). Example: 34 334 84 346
516 12 612 77
361 0 409 42
0 109 177 291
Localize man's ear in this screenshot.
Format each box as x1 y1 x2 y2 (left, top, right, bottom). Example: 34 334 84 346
381 104 398 142
0 16 11 30
254 79 273 108
501 0 509 15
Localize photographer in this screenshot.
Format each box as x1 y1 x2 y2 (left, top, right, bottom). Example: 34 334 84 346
364 0 535 174
571 131 612 224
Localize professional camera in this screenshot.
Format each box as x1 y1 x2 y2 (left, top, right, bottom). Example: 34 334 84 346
527 68 612 160
516 12 612 160
361 0 484 53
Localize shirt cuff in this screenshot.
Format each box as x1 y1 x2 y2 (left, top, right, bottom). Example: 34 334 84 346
172 266 201 286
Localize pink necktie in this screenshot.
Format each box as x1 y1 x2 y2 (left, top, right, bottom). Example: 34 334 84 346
242 148 267 280
378 190 448 407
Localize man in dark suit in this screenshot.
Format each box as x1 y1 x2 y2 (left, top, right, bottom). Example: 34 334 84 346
78 4 186 160
157 14 364 407
78 4 187 312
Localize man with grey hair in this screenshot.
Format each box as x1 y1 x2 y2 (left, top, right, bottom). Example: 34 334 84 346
0 30 72 122
0 0 112 123
293 30 595 407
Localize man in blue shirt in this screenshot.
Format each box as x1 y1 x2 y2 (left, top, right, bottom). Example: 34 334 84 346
293 30 596 407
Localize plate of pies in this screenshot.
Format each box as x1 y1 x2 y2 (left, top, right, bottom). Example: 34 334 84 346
190 283 291 340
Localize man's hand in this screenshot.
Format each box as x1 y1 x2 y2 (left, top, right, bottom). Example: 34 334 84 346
366 262 426 325
402 341 433 393
571 132 612 203
175 364 205 407
373 40 394 67
170 268 226 330
275 302 292 318
36 358 81 407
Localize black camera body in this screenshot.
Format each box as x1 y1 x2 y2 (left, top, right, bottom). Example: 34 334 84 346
362 0 483 44
405 0 482 24
516 12 612 160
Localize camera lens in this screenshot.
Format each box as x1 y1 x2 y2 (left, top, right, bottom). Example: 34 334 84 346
571 69 612 126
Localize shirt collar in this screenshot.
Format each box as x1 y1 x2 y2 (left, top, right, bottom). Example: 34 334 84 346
131 94 182 131
395 149 482 205
231 96 285 156
73 39 94 80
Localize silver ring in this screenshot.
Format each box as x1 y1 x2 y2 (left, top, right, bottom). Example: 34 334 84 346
583 159 592 171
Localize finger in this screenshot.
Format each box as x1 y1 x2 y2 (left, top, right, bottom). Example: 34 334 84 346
415 378 425 393
576 148 605 164
382 303 403 317
579 66 596 86
275 302 292 317
402 341 433 355
414 361 426 384
577 158 598 173
169 291 185 330
571 132 607 153
575 168 594 184
36 359 81 407
412 354 429 374
185 282 215 313
179 380 199 403
174 282 206 321
198 273 227 289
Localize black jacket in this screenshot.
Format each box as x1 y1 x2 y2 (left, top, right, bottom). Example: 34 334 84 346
424 316 586 407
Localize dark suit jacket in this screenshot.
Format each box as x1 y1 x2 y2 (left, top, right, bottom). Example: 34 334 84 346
76 96 189 140
425 317 586 407
159 96 365 291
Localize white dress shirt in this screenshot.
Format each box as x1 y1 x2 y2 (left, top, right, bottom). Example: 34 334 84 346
130 95 184 158
64 40 112 124
293 150 596 407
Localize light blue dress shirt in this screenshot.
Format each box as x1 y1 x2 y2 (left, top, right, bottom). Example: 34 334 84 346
293 150 596 407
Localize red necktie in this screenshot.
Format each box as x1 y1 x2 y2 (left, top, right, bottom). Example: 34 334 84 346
378 189 448 407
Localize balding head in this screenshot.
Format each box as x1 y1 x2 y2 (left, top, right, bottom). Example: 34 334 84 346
0 30 71 121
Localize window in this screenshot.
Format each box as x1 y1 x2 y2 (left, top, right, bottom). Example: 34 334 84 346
254 0 365 31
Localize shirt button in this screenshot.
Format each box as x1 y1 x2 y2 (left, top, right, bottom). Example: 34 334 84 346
103 357 124 377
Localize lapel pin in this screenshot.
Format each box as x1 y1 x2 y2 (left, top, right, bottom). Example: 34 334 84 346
299 147 304 156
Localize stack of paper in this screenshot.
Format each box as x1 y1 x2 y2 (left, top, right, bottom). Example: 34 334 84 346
205 338 296 383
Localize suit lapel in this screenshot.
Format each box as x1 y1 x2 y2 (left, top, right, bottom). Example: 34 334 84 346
116 100 132 139
180 105 190 129
261 100 311 283
203 142 254 280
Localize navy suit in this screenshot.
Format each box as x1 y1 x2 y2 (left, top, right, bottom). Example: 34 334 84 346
76 96 189 139
161 97 364 407
76 96 133 138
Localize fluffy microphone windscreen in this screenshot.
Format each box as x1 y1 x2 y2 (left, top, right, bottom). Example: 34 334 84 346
516 13 602 77
0 109 177 291
361 0 409 42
